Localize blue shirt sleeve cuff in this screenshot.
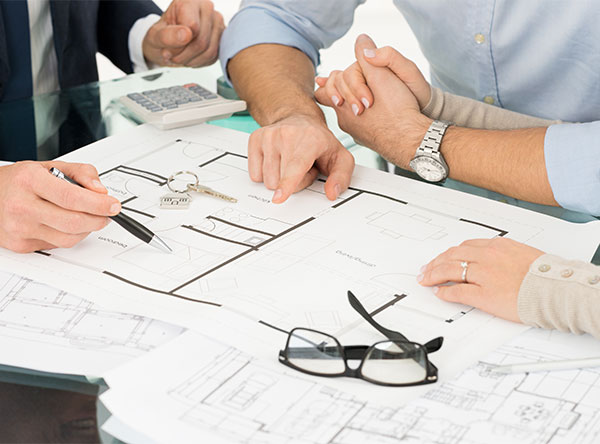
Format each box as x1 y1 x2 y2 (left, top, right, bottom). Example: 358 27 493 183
219 7 321 85
545 121 600 215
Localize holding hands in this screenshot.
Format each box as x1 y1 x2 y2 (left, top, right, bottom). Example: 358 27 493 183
314 34 432 169
315 35 431 116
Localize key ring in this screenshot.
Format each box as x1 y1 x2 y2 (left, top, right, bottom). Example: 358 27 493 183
167 170 199 193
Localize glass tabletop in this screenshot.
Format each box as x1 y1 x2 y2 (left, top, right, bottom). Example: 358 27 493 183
0 65 596 442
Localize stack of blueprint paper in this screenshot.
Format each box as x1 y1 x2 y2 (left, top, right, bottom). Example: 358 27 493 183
1 124 599 443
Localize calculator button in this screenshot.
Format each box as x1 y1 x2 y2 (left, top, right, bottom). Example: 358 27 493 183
204 94 218 99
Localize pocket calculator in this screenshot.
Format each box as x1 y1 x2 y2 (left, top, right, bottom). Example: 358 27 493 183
119 83 247 130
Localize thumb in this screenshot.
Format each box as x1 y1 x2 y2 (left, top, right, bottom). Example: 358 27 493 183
363 46 431 108
46 161 108 194
354 34 379 79
151 24 193 49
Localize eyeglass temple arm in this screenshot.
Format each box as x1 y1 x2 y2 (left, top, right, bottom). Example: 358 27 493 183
347 291 410 342
348 291 444 354
423 336 444 353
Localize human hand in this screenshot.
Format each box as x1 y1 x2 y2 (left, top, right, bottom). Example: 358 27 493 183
315 36 431 116
248 114 355 203
143 0 224 67
0 161 121 253
417 238 545 323
315 34 431 168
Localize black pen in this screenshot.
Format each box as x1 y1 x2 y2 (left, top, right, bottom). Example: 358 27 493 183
49 168 172 254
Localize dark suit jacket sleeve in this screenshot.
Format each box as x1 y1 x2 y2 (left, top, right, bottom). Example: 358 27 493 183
97 0 162 74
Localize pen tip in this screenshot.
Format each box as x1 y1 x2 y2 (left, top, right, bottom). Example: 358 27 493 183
150 235 173 254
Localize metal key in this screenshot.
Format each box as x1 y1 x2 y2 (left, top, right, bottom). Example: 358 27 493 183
187 183 238 203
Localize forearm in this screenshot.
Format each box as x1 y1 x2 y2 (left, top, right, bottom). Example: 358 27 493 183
423 87 560 130
227 44 325 126
442 126 557 205
373 115 556 206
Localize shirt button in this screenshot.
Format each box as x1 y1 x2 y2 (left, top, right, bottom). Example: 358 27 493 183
483 96 495 105
538 264 551 272
560 268 573 278
588 275 600 285
474 33 486 44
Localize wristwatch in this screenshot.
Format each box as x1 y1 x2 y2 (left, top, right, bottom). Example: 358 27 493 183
409 120 451 183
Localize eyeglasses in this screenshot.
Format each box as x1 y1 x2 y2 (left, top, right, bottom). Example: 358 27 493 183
278 291 443 386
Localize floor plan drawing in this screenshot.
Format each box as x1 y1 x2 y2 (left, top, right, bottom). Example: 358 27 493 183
37 135 511 298
0 270 184 376
101 328 600 444
23 134 516 339
2 123 598 383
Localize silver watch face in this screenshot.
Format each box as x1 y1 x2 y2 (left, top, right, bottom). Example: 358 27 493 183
410 156 448 182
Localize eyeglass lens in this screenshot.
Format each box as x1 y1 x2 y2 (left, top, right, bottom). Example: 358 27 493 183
362 341 427 385
287 329 345 375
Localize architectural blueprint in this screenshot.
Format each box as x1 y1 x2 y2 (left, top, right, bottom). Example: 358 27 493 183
0 123 599 384
0 270 184 376
101 328 600 444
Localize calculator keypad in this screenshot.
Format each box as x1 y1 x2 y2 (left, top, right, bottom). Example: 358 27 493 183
127 84 219 113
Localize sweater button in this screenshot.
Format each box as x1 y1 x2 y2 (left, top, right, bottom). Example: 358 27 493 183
588 275 600 285
538 264 551 272
560 268 573 278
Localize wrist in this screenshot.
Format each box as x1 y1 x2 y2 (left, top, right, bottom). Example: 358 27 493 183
270 109 327 128
390 114 433 169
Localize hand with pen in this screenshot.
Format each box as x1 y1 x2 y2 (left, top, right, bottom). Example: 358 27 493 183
0 161 121 253
143 0 224 68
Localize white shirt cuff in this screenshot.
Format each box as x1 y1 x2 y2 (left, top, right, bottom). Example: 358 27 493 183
128 13 161 73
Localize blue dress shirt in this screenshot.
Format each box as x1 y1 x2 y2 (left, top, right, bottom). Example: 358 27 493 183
221 0 600 215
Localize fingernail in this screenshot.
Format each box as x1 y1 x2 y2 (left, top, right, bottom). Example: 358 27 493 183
332 95 340 106
110 203 121 215
361 98 370 109
163 51 172 61
273 189 283 202
334 184 341 199
178 29 186 42
363 48 376 58
433 287 439 294
420 265 427 273
417 273 424 283
352 104 359 116
92 180 106 191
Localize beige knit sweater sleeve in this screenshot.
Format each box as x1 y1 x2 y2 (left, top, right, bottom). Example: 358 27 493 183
518 254 600 339
421 86 560 129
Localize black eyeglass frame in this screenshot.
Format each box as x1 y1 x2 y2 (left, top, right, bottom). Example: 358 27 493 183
278 291 444 387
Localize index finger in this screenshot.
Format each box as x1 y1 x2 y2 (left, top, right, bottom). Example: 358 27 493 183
34 169 121 216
